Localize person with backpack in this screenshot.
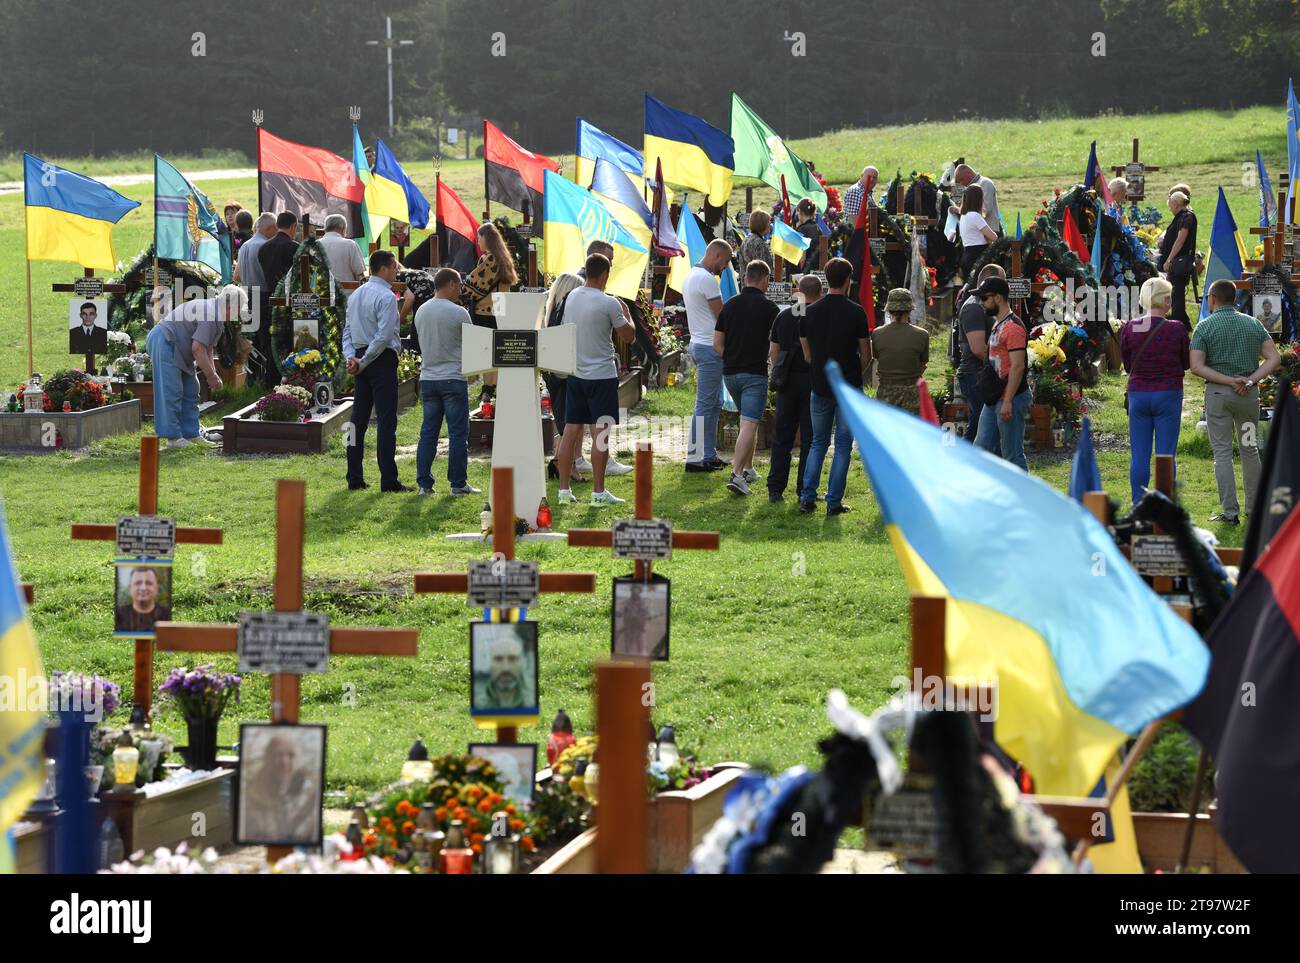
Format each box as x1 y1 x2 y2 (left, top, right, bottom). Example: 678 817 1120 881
973 277 1031 470
953 263 1006 439
1121 276 1189 505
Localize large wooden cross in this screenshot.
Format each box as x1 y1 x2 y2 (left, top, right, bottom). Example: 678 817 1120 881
52 267 126 377
413 465 595 742
1237 178 1300 308
154 478 420 861
567 442 720 580
70 435 223 713
1008 235 1054 319
1110 138 1159 203
593 658 652 873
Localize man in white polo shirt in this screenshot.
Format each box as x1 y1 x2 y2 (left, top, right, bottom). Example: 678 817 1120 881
317 214 366 296
684 238 734 472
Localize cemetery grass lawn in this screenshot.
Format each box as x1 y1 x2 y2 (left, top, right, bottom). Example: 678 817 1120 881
0 106 1264 795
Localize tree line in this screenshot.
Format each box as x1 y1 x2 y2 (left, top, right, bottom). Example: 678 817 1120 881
0 0 1292 160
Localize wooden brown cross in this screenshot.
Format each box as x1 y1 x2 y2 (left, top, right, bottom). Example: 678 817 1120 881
1238 177 1300 299
413 465 596 743
866 206 905 277
1008 235 1055 319
593 658 652 873
154 478 419 861
52 267 126 377
567 442 720 581
70 435 223 712
1110 138 1159 203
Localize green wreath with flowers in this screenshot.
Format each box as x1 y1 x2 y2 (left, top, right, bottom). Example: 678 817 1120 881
270 236 349 390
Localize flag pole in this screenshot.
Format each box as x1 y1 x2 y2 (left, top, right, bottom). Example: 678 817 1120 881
433 162 441 268
482 119 490 225
22 163 34 378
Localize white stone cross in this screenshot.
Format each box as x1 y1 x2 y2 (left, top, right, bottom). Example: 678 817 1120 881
463 292 576 529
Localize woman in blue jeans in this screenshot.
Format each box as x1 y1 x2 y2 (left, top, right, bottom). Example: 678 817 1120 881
1121 276 1189 504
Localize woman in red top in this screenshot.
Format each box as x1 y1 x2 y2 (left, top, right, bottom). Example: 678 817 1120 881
1121 276 1190 504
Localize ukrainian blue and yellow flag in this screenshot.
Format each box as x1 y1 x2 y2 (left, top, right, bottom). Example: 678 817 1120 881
154 154 231 282
371 139 431 230
24 153 139 271
770 218 810 267
576 118 644 193
667 195 708 295
0 502 46 865
1199 187 1246 321
644 94 734 208
828 362 1209 797
590 157 653 252
351 126 385 249
543 169 648 299
1286 79 1298 223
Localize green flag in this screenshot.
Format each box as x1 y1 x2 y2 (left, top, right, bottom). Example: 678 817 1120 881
729 92 827 210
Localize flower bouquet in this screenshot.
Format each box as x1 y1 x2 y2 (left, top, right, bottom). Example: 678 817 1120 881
279 348 324 390
157 664 241 772
396 349 422 382
104 329 135 366
47 671 121 720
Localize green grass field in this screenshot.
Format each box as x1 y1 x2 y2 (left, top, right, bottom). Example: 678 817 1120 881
0 107 1272 795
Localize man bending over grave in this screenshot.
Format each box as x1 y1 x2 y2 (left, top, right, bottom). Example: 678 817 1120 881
345 249 410 492
147 284 245 447
412 267 481 497
555 252 635 506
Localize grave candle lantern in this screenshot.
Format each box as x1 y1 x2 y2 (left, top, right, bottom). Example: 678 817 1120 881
23 374 43 413
656 725 679 767
484 812 520 874
440 819 475 874
400 738 434 783
112 732 139 786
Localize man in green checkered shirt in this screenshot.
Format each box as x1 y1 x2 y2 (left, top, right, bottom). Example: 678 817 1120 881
1189 279 1281 524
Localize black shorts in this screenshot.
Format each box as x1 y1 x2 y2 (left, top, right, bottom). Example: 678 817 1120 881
472 312 497 330
565 376 620 426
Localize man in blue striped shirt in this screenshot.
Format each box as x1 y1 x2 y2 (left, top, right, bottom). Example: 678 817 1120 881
343 249 409 491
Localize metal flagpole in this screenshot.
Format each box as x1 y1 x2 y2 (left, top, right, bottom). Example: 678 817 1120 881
22 162 34 377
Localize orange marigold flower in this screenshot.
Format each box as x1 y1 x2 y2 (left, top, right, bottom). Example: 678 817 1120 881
466 786 483 800
510 818 525 832
435 807 448 821
466 817 481 832
364 833 378 847
445 797 461 809
505 804 516 815
470 833 485 844
522 836 536 851
402 820 415 835
477 799 492 813
471 843 483 854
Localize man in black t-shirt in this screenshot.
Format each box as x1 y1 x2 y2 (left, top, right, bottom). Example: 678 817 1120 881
767 274 822 503
715 259 780 496
255 211 301 387
798 257 871 516
955 263 1005 440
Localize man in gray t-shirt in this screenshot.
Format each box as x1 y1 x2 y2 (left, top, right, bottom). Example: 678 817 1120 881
411 268 480 497
555 253 634 505
563 283 627 380
954 263 1005 441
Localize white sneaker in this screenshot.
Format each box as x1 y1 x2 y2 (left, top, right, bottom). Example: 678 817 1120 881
166 437 193 448
742 468 759 484
605 458 634 476
574 456 593 473
557 489 577 504
727 473 751 496
591 489 626 505
418 486 434 496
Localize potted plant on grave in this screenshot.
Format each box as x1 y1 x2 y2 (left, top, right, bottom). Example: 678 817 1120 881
156 664 241 772
252 386 312 423
37 369 111 413
396 349 421 410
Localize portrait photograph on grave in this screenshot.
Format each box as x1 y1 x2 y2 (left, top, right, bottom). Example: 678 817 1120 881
1253 293 1282 333
470 620 539 720
236 723 326 847
468 742 537 803
293 317 321 351
611 574 670 661
113 559 172 638
68 298 108 355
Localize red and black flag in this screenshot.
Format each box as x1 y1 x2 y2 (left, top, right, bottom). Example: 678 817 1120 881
1241 380 1300 574
257 128 364 237
403 179 481 274
1182 506 1300 873
484 120 560 219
